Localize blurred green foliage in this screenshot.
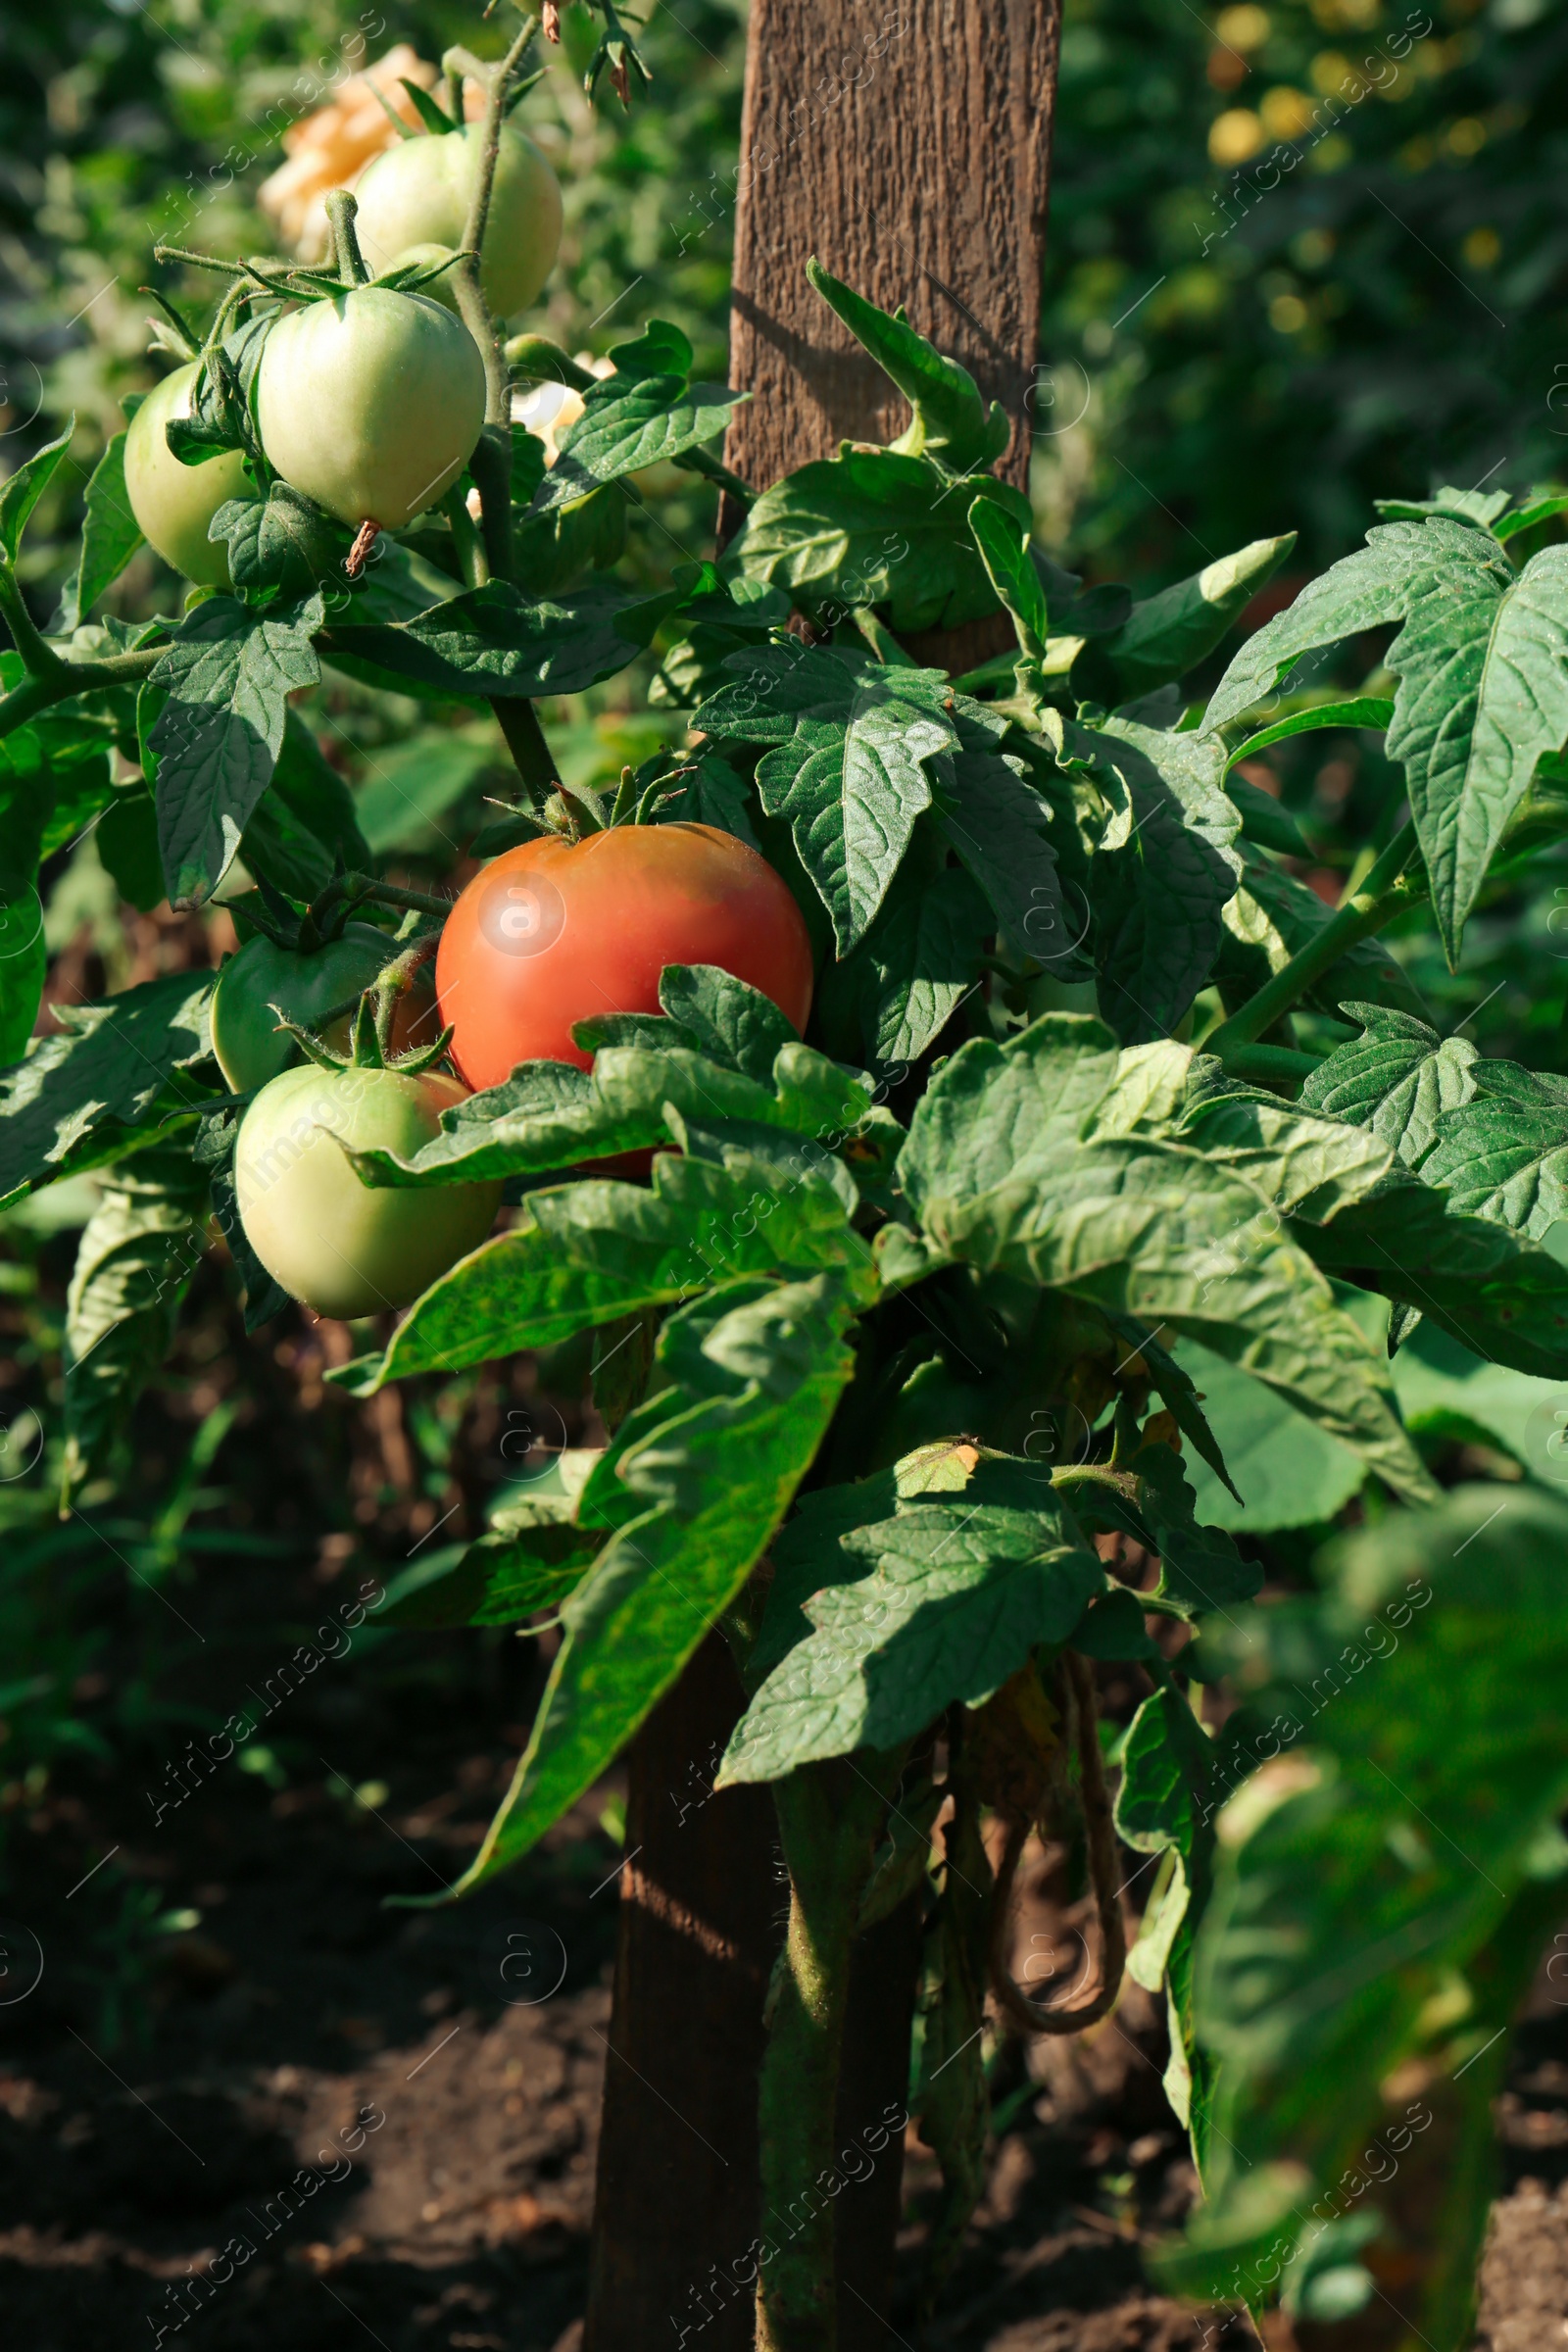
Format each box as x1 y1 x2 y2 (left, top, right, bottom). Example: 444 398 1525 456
1038 0 1568 570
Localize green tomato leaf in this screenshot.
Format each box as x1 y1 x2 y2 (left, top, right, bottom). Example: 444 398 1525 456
0 416 74 564
1169 1339 1364 1535
1223 695 1395 771
429 1275 860 1898
1205 519 1568 963
965 496 1050 656
378 1517 600 1629
899 1019 1434 1503
336 1142 871 1394
1116 1682 1221 2154
1417 1089 1568 1239
1076 716 1243 1043
0 971 215 1207
512 480 629 595
1295 1175 1568 1377
147 593 324 906
210 480 348 597
530 369 746 512
61 1147 210 1505
728 451 1030 635
698 643 1001 951
1109 534 1295 699
340 1026 872 1192
74 430 145 622
573 962 800 1081
0 896 47 1070
806 259 1009 475
933 742 1066 961
1299 1003 1479 1166
1058 1441 1257 1617
720 1484 1102 1785
319 576 683 701
815 858 992 1073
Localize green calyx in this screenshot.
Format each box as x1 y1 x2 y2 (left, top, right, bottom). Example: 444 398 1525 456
274 935 452 1078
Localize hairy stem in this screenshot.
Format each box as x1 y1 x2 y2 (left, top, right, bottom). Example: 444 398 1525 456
0 564 66 683
323 189 371 288
455 22 537 431
1203 816 1423 1056
492 699 564 806
0 644 165 743
758 1755 903 2352
1219 1042 1322 1086
672 443 756 508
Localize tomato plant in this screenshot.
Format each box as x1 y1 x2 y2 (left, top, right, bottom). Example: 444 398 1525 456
435 821 814 1088
353 119 563 320
122 361 253 587
7 11 1568 2351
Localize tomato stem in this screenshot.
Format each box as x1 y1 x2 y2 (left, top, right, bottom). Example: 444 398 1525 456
441 489 489 590
492 699 564 808
0 561 68 686
323 190 372 289
1202 815 1423 1056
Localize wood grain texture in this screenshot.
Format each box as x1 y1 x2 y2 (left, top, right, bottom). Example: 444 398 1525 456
583 1635 782 2352
725 0 1061 499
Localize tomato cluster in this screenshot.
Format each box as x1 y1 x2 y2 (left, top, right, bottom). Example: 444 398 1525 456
152 88 812 1331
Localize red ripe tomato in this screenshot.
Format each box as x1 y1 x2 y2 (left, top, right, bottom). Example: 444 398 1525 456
435 823 814 1093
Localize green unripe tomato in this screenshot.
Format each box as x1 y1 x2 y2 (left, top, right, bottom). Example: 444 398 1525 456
353 123 563 321
123 363 254 588
234 1062 501 1321
212 926 429 1093
256 286 486 528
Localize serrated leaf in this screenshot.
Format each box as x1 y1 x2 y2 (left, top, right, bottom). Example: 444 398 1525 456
0 416 74 563
247 707 372 894
701 643 965 950
210 480 348 595
62 1147 211 1501
531 368 745 512
728 451 1031 635
75 431 144 620
379 1518 599 1629
807 261 1009 475
436 1275 859 1897
1299 1004 1478 1166
339 1024 873 1190
1111 534 1296 699
0 972 214 1204
899 1020 1434 1503
319 576 682 701
1056 1442 1256 1616
934 744 1065 960
573 963 798 1082
1178 1088 1398 1221
1418 1092 1568 1238
335 1144 872 1395
1205 520 1568 962
147 593 323 905
1078 716 1242 1043
1296 1176 1568 1377
719 1488 1102 1785
817 858 991 1072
